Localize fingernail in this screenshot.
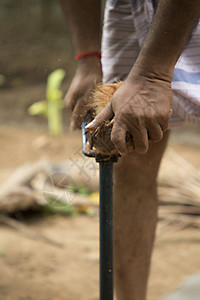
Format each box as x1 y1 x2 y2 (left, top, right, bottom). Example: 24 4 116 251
119 151 126 156
85 120 95 130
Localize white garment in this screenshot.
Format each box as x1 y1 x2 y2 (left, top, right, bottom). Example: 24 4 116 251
101 0 200 127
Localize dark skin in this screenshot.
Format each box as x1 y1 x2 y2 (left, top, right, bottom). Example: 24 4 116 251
61 0 200 153
59 2 200 299
59 0 102 129
86 0 200 154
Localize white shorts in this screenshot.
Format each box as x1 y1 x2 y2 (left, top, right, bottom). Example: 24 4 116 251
101 0 200 127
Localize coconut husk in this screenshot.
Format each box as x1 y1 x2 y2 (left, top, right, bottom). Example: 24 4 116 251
86 81 134 156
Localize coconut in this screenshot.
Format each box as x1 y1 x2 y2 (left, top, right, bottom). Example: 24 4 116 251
86 82 134 157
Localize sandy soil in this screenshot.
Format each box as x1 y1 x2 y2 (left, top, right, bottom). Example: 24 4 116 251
0 125 200 300
0 214 200 300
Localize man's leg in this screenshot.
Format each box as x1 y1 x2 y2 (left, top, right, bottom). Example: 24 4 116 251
113 132 169 300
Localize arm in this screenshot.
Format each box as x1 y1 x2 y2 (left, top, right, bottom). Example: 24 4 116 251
86 0 200 154
134 0 200 80
59 0 101 55
59 0 102 129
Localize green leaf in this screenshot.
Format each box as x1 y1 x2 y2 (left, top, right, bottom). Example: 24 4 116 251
28 101 48 117
28 69 66 136
67 184 91 195
43 201 78 216
46 69 66 101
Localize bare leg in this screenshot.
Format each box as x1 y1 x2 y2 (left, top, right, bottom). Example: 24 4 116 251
113 132 169 300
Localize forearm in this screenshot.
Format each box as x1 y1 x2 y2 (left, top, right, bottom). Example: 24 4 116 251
59 0 101 55
133 0 200 80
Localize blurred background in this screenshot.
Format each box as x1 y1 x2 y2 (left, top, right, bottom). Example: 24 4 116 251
0 1 200 300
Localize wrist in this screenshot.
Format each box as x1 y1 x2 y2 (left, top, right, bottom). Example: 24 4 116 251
77 55 102 71
130 54 174 83
75 51 101 61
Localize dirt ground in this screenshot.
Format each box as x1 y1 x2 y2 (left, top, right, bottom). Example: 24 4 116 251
0 125 200 300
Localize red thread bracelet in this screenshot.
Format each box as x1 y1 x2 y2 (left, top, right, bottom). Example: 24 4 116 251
75 51 101 61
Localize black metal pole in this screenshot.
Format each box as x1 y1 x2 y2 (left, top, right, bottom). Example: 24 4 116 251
99 161 113 300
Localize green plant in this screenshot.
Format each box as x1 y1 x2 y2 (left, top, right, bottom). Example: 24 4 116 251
28 69 65 136
43 201 78 216
67 183 91 195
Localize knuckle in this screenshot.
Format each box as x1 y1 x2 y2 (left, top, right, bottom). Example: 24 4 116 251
120 112 137 129
158 111 169 122
111 133 122 148
111 131 119 145
160 120 169 131
150 128 163 142
135 144 148 154
151 134 163 142
134 134 149 154
65 96 73 111
145 112 154 123
156 131 163 142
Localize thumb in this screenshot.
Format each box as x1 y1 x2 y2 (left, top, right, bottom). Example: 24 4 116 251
85 103 113 131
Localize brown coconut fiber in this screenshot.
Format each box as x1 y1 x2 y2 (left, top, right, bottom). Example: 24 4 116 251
86 82 134 156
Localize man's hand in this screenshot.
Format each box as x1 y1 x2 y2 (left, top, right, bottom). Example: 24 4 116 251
86 0 200 155
86 72 172 155
65 57 102 129
59 0 102 129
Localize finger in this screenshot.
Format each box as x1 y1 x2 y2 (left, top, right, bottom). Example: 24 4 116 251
65 89 81 112
159 120 169 133
111 122 127 156
156 110 171 132
85 103 113 131
131 126 149 154
147 122 163 142
70 99 87 130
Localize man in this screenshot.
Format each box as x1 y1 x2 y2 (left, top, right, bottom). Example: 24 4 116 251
59 0 200 299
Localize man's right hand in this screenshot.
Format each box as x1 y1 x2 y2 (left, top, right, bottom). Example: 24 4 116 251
65 56 102 130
